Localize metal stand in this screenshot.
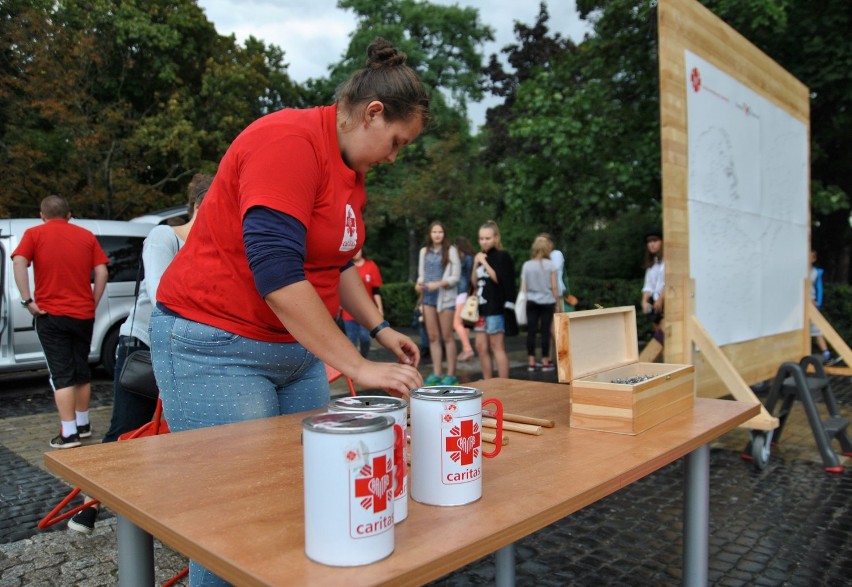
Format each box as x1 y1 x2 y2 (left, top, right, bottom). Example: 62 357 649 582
117 516 154 587
683 444 709 587
495 543 516 587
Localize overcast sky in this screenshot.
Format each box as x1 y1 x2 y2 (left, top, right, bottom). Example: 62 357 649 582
195 0 593 128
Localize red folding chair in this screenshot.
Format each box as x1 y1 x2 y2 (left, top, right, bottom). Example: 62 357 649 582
325 363 357 396
39 399 189 586
39 399 169 529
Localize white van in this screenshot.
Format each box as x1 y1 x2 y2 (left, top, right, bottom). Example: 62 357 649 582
0 218 155 375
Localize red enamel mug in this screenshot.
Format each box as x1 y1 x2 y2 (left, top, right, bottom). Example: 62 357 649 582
409 386 504 506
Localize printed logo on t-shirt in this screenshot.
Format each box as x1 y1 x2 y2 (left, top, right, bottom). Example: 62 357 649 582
340 204 358 252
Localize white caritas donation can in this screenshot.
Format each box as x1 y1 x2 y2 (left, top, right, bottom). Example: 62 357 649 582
328 396 409 523
302 412 396 566
409 386 504 507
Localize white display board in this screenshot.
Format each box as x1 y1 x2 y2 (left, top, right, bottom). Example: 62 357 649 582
686 50 809 347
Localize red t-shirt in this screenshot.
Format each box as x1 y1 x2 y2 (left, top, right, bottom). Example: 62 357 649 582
341 259 383 321
11 219 109 320
157 105 366 342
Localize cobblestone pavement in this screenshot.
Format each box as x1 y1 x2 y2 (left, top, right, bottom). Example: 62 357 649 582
1 332 850 586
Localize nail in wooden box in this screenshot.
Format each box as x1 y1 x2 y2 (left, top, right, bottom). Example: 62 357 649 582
554 306 695 435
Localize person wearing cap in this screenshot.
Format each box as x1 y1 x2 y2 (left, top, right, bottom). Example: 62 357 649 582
641 228 665 344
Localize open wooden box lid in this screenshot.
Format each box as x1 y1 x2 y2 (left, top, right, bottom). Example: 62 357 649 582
554 306 640 383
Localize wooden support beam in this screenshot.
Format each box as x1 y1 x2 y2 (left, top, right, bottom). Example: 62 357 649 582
639 338 664 363
689 316 779 431
807 305 852 368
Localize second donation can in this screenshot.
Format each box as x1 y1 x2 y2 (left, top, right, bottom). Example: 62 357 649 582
328 396 409 523
302 412 396 566
409 386 503 506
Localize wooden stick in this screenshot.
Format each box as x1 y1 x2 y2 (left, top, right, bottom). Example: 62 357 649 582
484 410 555 428
482 431 507 445
482 417 542 436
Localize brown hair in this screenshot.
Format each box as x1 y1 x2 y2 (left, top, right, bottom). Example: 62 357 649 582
454 236 474 257
424 220 450 268
186 173 213 219
643 233 663 269
40 195 70 219
336 37 430 127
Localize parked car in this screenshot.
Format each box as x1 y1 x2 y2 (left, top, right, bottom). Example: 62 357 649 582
130 204 189 226
0 218 155 375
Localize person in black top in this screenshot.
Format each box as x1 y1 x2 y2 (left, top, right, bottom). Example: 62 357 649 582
472 220 515 379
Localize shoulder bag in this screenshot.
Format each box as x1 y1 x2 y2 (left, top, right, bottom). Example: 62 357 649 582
117 247 161 400
460 289 479 327
515 275 528 326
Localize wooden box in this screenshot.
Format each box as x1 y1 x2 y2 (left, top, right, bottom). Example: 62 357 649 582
554 306 694 435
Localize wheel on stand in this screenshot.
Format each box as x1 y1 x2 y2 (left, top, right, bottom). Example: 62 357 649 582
741 430 772 470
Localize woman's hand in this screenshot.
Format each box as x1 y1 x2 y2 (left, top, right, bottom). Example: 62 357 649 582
353 330 424 396
375 327 420 368
474 252 488 266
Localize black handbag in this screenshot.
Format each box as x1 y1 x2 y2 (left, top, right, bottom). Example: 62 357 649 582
119 348 159 399
503 302 519 337
118 257 160 399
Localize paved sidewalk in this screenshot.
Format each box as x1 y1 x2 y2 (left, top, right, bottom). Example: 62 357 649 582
1 329 850 585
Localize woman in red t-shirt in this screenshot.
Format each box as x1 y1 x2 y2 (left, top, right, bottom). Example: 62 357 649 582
150 38 429 586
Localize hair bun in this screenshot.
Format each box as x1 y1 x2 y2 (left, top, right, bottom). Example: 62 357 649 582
366 37 407 69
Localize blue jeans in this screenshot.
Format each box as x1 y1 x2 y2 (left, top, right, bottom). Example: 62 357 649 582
149 307 329 587
343 319 371 357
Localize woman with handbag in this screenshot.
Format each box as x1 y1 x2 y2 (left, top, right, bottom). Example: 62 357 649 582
521 235 559 372
67 174 213 536
452 236 476 362
415 220 461 386
472 220 516 379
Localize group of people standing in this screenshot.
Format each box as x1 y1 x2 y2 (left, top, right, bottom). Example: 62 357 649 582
414 221 571 383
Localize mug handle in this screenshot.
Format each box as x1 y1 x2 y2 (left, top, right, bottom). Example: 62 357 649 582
482 398 503 458
393 424 405 497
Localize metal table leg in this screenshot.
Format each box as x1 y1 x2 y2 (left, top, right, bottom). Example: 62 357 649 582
495 543 516 587
683 444 709 587
117 515 154 586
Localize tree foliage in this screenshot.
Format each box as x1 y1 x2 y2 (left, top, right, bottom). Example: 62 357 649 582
0 0 301 218
1 0 850 284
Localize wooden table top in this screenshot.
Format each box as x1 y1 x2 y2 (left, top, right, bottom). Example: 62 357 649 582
45 378 758 587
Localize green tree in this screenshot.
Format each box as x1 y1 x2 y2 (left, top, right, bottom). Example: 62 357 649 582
0 0 300 219
485 0 660 255
315 0 496 278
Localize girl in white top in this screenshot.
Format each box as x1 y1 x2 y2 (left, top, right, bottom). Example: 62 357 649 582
416 221 461 385
641 228 665 343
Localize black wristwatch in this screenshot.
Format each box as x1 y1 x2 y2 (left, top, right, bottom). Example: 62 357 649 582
21 298 33 307
370 320 390 339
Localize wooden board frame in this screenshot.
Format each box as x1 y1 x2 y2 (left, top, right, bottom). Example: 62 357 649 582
657 0 818 429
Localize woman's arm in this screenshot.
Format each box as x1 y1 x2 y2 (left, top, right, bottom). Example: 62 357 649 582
415 247 426 293
474 252 498 283
142 226 181 302
267 279 421 395
443 245 461 290
550 269 559 303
